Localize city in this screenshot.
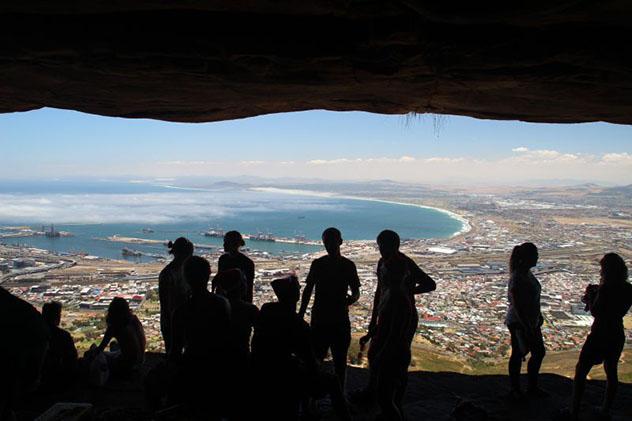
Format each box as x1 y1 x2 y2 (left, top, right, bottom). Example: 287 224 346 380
2 182 630 379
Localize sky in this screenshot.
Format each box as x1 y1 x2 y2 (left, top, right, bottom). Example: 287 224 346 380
1 108 631 185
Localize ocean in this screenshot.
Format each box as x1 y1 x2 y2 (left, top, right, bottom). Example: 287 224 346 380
0 181 465 261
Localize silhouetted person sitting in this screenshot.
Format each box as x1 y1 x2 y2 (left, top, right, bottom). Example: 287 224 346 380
505 242 546 399
298 227 360 390
169 255 231 418
40 301 77 390
0 287 49 420
370 255 419 421
159 237 194 354
215 231 256 303
251 276 351 421
567 253 632 420
356 229 435 401
93 297 146 378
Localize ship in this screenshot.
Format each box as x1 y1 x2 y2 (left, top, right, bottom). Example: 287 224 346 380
141 228 154 234
43 224 61 238
122 248 143 257
251 232 276 242
204 228 225 238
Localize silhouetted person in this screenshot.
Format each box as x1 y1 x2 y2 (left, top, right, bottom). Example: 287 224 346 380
169 255 231 418
40 301 77 389
215 268 259 363
370 255 418 420
215 268 259 420
505 242 546 398
215 231 256 303
93 297 146 378
298 227 360 389
159 237 194 354
251 276 351 421
356 229 435 401
0 287 49 420
568 253 632 420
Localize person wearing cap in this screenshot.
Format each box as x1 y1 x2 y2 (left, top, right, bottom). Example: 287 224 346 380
216 231 256 303
251 275 351 420
298 227 360 389
159 237 194 354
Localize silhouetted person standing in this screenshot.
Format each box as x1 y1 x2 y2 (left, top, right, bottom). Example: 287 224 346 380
159 237 194 354
216 231 256 303
94 297 146 378
568 253 632 420
41 301 77 389
215 268 259 420
215 268 259 363
298 227 360 389
370 255 418 421
506 242 546 398
357 230 435 401
251 276 350 421
170 256 231 419
0 287 49 420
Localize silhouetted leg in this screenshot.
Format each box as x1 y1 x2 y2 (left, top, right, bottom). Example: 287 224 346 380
160 311 171 355
602 357 619 415
311 325 330 362
527 327 546 392
571 359 592 419
325 373 351 421
331 324 351 390
508 327 522 392
376 374 403 421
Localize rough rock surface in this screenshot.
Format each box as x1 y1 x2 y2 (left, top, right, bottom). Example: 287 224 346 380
1 1 632 124
15 354 632 420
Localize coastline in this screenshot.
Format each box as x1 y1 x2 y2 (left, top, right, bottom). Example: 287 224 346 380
250 187 472 238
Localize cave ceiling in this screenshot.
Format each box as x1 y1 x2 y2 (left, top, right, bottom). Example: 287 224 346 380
1 1 631 124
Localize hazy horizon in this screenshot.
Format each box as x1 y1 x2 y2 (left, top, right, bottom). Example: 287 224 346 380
2 108 631 185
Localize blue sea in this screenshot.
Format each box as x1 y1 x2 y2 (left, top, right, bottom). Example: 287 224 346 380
0 181 464 261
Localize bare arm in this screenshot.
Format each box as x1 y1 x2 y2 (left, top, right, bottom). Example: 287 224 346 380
97 326 113 352
168 309 185 361
367 264 383 337
409 258 436 294
298 263 316 319
347 262 361 306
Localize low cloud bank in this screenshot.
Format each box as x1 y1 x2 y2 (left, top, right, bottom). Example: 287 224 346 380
0 191 348 224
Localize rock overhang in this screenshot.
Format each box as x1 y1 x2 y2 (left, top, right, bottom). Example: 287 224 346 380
1 1 631 124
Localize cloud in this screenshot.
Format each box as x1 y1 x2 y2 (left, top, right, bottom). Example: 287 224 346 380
0 191 350 224
4 149 631 185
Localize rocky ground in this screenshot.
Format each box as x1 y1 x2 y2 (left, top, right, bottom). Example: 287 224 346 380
14 353 632 421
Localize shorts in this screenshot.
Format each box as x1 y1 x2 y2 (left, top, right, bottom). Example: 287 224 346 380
579 330 625 366
311 321 351 362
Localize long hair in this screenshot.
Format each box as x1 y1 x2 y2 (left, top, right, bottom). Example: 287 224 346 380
600 253 628 285
106 297 131 328
509 242 538 273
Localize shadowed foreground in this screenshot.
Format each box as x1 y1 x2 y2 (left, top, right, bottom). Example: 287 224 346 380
14 353 632 421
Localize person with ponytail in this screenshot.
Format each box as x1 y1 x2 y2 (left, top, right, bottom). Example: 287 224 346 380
566 253 632 420
505 242 547 398
159 237 194 354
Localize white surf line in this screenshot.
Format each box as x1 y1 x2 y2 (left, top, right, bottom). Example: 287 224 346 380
251 187 472 237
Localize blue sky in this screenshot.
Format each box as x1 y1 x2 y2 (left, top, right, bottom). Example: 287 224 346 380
1 108 631 184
